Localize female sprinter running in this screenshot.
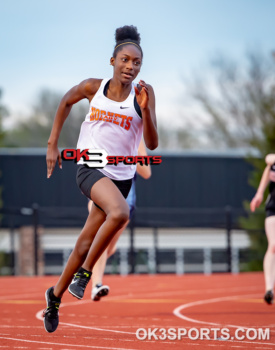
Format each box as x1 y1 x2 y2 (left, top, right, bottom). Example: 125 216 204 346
90 139 151 301
250 153 275 305
43 25 158 333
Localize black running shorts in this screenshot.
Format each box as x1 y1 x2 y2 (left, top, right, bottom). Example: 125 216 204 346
265 196 275 218
76 165 132 210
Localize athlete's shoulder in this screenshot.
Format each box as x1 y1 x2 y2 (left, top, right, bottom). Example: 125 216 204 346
79 78 103 98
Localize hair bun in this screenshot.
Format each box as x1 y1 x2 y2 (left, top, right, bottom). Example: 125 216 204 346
115 25 141 44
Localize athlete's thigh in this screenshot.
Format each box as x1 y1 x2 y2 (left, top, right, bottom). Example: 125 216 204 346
265 216 275 242
90 177 129 215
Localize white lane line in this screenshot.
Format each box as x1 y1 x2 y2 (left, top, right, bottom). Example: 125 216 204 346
173 293 262 329
33 283 267 341
36 297 137 335
0 337 138 350
173 293 275 347
36 306 135 335
35 288 265 337
60 322 135 335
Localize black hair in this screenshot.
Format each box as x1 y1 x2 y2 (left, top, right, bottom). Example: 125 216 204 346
113 25 143 58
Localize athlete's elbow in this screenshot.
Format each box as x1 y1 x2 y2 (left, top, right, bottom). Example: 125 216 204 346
58 98 71 111
143 173 151 180
60 91 75 109
147 140 158 150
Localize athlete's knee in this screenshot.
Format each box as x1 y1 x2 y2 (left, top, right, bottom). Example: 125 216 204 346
108 207 129 228
268 243 275 254
107 245 117 258
74 238 91 258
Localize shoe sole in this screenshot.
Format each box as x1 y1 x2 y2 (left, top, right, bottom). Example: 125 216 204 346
92 286 109 301
68 286 83 300
264 291 274 305
43 289 51 333
264 297 273 305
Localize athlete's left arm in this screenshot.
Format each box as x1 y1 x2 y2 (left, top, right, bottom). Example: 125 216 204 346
136 139 152 179
135 80 158 150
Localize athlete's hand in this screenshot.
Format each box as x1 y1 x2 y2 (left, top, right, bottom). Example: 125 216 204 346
46 144 62 178
250 193 263 212
134 80 149 110
265 154 275 166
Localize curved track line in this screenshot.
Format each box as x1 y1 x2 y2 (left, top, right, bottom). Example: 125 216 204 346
173 293 261 329
173 293 275 346
35 300 135 335
35 289 264 338
58 322 135 335
0 336 138 350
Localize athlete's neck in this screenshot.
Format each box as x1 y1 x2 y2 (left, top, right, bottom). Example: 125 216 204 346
107 78 132 102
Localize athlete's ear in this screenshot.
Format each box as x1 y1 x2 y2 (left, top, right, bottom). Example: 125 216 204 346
110 57 115 66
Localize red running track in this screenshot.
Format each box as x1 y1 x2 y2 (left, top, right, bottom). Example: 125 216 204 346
0 272 274 350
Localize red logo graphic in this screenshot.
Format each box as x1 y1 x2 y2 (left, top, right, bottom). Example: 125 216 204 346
61 149 162 168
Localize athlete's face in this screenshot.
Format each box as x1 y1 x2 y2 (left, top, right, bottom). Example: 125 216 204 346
111 45 142 83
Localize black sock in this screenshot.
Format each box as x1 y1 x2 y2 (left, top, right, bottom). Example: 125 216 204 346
50 287 61 301
78 266 92 275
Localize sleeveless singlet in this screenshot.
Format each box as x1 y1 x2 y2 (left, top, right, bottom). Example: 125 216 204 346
77 78 143 180
269 164 275 199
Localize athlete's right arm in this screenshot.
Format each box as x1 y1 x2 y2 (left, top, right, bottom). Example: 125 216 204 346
250 165 271 212
46 79 102 178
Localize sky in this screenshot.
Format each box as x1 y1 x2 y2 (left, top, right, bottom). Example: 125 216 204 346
1 0 274 129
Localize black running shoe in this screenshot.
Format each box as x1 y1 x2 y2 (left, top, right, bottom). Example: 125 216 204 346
264 290 274 305
43 287 61 333
68 268 92 299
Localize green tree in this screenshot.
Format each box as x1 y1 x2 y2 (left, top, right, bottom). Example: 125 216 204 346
5 89 88 148
186 51 275 270
157 124 197 150
187 51 275 151
0 89 8 147
0 88 9 233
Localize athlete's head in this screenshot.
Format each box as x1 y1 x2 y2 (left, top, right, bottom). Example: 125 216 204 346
110 25 143 83
112 25 143 59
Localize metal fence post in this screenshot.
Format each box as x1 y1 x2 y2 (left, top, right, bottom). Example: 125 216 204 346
225 205 232 273
203 248 212 275
153 227 159 273
63 249 72 269
231 247 239 274
129 213 135 274
119 248 129 275
176 248 184 275
9 213 15 275
148 248 156 273
32 203 39 276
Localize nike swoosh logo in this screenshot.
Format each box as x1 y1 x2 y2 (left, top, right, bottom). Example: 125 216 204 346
120 106 129 109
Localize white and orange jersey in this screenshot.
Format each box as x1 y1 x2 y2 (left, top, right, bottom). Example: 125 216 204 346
77 78 143 180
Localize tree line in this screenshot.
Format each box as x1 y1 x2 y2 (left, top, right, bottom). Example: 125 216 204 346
1 50 275 270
